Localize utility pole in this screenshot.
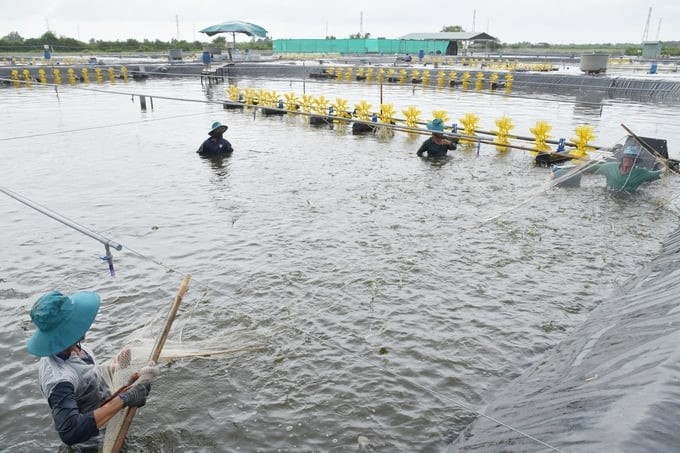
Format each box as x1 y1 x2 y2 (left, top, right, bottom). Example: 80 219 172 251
176 15 180 41
359 11 363 37
641 7 652 43
472 10 476 32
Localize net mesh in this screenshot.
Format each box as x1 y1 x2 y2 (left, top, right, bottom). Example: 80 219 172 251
101 338 155 452
99 289 267 452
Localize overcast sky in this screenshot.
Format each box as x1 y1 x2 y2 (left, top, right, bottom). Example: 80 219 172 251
2 0 678 45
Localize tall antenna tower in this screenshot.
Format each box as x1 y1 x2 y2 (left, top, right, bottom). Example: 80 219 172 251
472 10 476 32
641 7 652 43
176 15 180 41
359 11 363 37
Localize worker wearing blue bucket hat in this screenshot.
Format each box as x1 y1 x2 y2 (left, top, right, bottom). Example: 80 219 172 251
416 118 458 159
197 120 234 156
584 145 664 193
28 290 152 448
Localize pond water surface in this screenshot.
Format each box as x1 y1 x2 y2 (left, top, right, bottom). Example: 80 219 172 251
1 72 680 451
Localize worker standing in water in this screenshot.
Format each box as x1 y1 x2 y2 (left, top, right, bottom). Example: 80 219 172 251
416 118 458 159
197 121 233 156
585 146 664 193
27 290 158 449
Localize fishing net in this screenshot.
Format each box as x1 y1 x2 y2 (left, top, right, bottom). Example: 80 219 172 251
100 338 156 453
99 285 267 452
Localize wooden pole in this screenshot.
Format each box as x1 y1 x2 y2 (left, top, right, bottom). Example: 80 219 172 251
111 274 192 453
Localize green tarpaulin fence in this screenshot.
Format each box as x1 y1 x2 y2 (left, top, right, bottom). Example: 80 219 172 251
273 39 449 55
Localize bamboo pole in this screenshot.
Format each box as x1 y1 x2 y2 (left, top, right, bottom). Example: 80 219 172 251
111 274 192 452
385 122 585 158
222 98 606 158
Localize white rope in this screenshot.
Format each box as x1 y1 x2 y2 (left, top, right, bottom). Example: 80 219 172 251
0 111 208 142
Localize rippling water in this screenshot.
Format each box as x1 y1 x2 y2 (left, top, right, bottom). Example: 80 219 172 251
1 72 679 451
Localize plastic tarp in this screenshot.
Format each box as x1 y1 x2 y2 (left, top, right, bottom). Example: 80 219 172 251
447 226 680 452
510 73 680 100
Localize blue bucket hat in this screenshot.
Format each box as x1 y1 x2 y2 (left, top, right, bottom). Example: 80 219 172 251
27 291 100 357
209 121 228 135
623 146 640 157
426 118 445 132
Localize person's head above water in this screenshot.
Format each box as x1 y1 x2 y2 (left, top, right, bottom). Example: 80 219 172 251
426 118 445 137
620 146 641 173
208 121 228 136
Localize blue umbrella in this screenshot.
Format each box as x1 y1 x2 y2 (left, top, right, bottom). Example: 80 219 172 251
199 20 268 38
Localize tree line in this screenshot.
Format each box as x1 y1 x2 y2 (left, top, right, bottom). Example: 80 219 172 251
0 31 271 54
2 30 679 57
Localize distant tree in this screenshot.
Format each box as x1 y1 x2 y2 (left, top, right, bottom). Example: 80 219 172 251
325 35 336 40
349 32 371 39
212 36 227 46
236 37 271 51
2 31 24 42
441 25 465 32
38 31 59 45
662 44 680 56
0 31 272 53
20 32 83 52
125 38 140 50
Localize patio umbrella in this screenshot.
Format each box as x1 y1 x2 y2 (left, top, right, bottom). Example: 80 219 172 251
199 21 268 61
199 20 268 40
